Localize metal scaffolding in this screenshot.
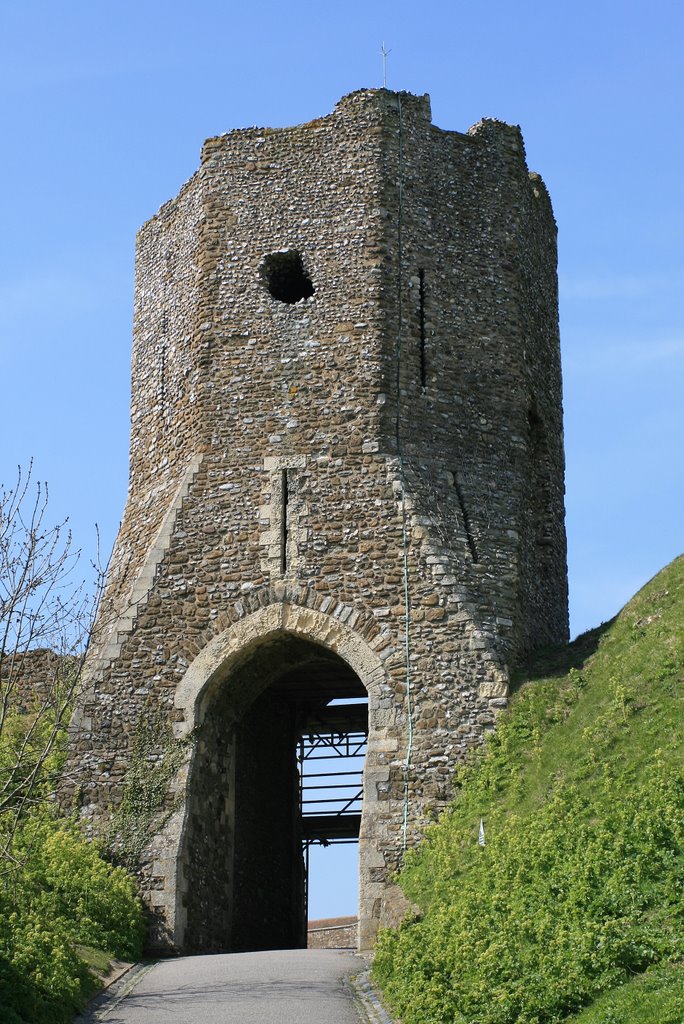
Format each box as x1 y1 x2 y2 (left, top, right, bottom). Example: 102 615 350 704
298 701 368 920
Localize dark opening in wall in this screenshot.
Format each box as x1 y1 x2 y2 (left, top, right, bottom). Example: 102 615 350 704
452 472 479 563
528 401 553 549
159 312 168 412
180 633 366 953
418 269 427 387
281 468 289 574
261 250 314 304
528 403 543 432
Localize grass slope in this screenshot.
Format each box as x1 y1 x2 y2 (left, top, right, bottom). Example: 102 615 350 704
374 556 684 1024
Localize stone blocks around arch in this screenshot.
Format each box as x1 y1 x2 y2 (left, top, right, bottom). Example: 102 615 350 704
173 599 387 735
147 594 404 952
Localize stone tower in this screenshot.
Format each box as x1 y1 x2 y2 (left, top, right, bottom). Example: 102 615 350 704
67 89 568 953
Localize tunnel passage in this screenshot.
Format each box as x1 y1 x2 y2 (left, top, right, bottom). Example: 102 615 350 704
180 632 367 953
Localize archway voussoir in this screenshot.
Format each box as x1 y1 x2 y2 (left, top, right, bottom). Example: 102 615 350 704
212 611 232 635
169 596 385 952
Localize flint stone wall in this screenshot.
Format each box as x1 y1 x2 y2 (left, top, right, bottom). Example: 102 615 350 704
65 88 568 952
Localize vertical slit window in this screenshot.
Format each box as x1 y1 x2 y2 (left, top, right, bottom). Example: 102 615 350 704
418 269 427 388
281 468 289 574
453 473 479 563
159 313 167 412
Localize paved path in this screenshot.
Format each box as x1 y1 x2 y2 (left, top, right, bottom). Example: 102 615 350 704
79 949 369 1024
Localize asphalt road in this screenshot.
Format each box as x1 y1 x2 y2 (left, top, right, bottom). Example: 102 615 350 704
79 949 367 1024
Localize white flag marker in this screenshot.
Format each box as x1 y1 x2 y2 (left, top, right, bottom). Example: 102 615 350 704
478 818 486 847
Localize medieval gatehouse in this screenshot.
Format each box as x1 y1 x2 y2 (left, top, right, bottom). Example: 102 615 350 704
66 89 568 952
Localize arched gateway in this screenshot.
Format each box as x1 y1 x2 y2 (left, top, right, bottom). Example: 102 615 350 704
66 89 568 952
166 602 386 952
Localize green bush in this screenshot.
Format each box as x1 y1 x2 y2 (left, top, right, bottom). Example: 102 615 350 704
0 474 145 1021
14 815 145 959
0 814 145 1023
0 898 88 1024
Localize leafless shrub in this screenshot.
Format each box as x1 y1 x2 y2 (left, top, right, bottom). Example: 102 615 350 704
0 464 103 863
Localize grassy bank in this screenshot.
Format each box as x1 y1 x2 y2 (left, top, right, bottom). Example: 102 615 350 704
374 556 684 1024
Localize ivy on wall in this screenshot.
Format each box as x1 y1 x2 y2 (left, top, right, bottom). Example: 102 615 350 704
108 706 191 871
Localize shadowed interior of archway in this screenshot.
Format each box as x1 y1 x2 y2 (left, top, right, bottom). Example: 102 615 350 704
179 632 367 953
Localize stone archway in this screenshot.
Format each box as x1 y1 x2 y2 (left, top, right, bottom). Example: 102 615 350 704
161 602 390 952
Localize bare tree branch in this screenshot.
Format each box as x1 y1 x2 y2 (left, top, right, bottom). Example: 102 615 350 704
0 464 104 866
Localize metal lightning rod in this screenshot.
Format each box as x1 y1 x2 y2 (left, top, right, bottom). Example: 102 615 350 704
380 42 391 88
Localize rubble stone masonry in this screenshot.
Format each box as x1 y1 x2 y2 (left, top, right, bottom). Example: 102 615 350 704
65 89 568 952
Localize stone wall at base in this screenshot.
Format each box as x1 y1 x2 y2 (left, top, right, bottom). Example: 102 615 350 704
2 649 78 714
308 917 358 949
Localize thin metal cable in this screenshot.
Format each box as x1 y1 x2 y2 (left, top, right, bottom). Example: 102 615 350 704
393 95 414 856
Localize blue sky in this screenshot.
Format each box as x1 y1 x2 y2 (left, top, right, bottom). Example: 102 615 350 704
2 1 682 916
